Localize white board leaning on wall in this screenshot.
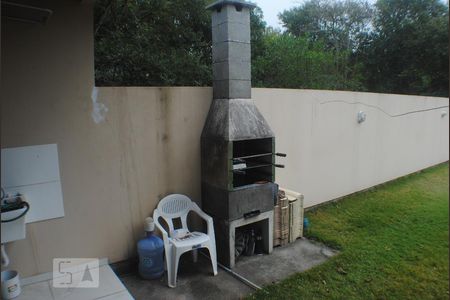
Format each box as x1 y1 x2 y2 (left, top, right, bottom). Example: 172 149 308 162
1 144 65 223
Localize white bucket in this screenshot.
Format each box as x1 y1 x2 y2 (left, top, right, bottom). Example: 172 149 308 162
1 270 21 299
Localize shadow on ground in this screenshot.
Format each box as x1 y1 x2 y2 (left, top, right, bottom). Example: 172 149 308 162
120 238 337 300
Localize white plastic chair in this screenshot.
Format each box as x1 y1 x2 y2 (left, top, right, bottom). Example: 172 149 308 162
153 194 218 288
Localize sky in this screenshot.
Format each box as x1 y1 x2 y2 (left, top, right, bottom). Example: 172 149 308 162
253 0 300 29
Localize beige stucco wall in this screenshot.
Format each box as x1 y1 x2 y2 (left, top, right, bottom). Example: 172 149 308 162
254 89 449 207
1 1 448 278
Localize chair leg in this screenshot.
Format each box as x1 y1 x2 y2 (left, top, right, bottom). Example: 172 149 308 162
192 249 198 263
207 245 218 276
169 248 181 288
164 247 172 287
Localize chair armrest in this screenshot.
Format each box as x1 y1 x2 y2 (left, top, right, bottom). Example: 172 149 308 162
191 202 212 222
191 203 215 236
155 221 169 240
153 210 169 244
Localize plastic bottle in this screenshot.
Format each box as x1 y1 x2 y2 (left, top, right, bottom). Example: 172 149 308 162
303 217 310 231
254 231 263 255
138 217 164 279
244 229 256 256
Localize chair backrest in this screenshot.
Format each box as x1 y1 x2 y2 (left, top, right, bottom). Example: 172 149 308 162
155 194 193 235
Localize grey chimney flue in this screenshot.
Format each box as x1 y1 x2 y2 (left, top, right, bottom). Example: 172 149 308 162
207 0 256 99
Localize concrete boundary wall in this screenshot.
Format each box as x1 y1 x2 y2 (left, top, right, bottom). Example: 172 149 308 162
94 86 449 212
2 86 448 277
253 88 449 207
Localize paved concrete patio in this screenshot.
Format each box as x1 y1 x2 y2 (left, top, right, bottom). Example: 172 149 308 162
119 238 337 299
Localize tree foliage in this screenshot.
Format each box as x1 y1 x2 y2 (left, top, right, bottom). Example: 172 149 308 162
279 0 373 51
94 0 449 97
95 0 212 86
252 33 365 90
95 0 267 87
269 0 372 90
358 0 449 96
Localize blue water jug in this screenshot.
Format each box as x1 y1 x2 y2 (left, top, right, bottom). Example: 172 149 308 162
138 217 164 279
303 217 310 230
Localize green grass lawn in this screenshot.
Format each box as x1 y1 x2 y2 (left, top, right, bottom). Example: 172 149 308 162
250 163 449 300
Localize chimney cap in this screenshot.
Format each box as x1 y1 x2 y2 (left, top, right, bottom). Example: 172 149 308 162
206 0 257 11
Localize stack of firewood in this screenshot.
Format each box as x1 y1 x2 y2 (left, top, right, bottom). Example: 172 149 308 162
273 188 304 247
273 190 289 246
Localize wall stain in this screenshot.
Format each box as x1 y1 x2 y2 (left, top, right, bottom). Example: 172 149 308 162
158 88 172 200
117 89 145 257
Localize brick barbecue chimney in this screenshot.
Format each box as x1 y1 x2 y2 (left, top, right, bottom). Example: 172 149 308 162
201 0 284 268
208 0 255 99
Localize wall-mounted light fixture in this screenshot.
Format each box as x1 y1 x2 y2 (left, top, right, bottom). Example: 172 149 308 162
357 111 367 123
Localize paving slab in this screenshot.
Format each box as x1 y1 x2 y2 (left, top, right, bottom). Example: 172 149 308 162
232 238 338 287
120 238 337 300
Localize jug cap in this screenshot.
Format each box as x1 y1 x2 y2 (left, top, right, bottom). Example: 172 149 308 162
144 217 155 232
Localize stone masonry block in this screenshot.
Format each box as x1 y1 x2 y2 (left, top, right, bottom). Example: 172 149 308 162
212 21 250 44
211 4 250 27
212 41 250 63
213 79 251 99
213 60 251 81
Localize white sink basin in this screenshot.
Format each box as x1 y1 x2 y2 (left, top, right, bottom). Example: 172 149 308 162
1 207 27 243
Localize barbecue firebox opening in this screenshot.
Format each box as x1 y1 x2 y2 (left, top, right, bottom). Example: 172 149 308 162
232 138 274 188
